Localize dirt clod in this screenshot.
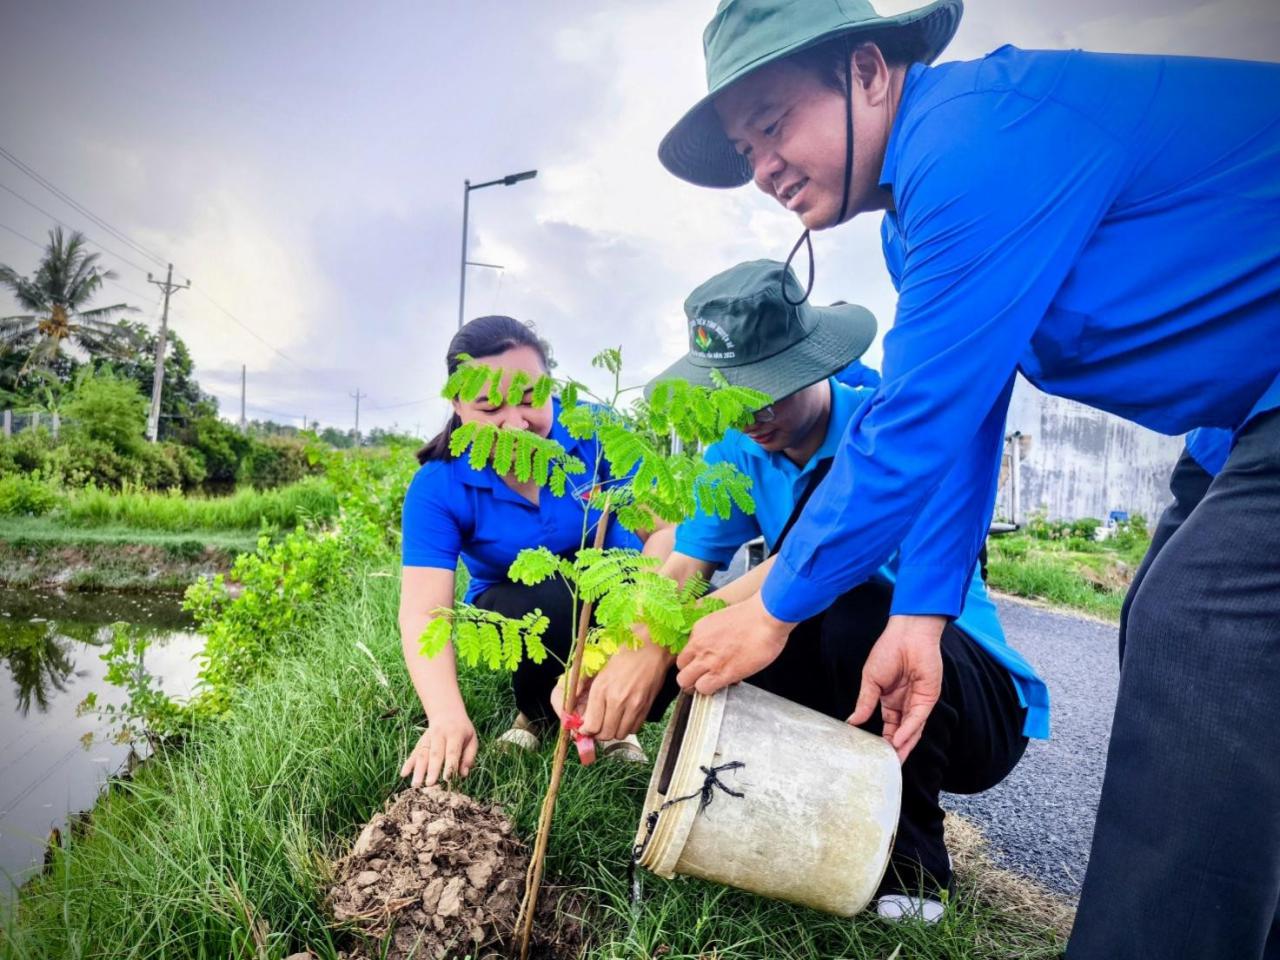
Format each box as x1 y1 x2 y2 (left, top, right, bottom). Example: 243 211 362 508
329 785 583 960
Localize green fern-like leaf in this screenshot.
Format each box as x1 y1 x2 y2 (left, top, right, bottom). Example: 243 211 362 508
523 612 549 663
505 370 532 406
514 431 535 481
494 428 517 475
508 547 561 586
448 420 479 458
532 374 555 408
419 616 453 658
468 423 497 470
591 347 623 375
560 380 581 409
486 367 505 407
559 403 597 440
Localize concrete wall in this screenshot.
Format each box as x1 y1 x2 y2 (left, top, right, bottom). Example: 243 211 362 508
996 377 1184 525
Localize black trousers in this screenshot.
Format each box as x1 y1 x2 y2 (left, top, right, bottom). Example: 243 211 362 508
1070 409 1280 960
748 578 1028 895
474 576 680 727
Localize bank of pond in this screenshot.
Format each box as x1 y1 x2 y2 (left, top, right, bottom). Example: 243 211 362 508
0 587 202 896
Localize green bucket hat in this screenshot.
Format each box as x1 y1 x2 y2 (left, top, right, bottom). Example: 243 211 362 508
660 0 964 188
647 259 876 401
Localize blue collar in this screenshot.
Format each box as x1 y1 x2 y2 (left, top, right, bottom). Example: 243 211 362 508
878 61 929 194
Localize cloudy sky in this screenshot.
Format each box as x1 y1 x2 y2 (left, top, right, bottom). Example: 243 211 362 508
1 0 1276 434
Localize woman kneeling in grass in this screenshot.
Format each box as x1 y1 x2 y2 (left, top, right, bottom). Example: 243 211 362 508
397 315 668 787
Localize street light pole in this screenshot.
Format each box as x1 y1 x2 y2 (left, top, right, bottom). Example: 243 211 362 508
457 169 537 330
458 179 471 332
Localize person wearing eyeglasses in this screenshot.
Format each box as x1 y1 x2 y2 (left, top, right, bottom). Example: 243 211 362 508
553 260 1048 921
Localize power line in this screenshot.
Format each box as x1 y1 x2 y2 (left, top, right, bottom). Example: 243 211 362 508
187 284 318 375
0 220 43 249
0 180 156 277
0 217 154 308
369 395 436 410
0 145 168 269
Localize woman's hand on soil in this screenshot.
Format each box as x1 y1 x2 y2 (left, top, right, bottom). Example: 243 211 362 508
400 709 478 787
676 591 793 695
848 614 946 763
574 634 673 741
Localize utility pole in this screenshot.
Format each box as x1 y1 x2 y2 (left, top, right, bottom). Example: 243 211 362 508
145 263 190 443
239 364 247 434
350 388 367 442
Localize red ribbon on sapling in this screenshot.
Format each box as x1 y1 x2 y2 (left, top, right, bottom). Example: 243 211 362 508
563 712 597 766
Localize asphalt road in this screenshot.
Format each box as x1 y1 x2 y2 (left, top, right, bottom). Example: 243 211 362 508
945 597 1120 898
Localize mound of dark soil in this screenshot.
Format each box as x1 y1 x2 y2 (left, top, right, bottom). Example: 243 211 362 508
328 785 583 960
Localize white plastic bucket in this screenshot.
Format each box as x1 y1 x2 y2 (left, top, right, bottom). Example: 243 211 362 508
634 683 902 916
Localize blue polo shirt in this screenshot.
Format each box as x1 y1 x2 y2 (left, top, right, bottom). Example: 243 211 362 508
402 399 641 602
763 47 1280 628
1185 428 1233 476
677 379 1049 738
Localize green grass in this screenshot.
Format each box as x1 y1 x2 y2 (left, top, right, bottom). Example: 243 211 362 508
0 518 258 591
1 564 1064 960
986 533 1150 622
0 516 259 552
55 478 339 532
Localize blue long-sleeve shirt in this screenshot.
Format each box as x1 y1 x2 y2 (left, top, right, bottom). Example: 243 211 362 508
762 46 1280 624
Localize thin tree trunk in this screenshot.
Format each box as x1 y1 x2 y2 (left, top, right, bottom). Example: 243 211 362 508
515 496 612 959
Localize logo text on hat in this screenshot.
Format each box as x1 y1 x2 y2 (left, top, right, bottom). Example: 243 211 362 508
690 320 736 360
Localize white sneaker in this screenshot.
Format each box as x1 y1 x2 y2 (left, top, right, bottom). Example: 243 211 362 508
875 893 945 923
495 712 540 752
598 733 647 763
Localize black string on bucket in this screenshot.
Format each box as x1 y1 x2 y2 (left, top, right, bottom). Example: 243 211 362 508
627 761 746 910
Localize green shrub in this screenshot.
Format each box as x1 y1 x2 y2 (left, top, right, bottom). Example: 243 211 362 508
54 439 134 489
1024 511 1103 542
62 369 148 457
241 436 314 490
0 474 60 516
1111 513 1151 554
180 415 251 483
163 442 207 488
133 442 182 491
0 431 56 476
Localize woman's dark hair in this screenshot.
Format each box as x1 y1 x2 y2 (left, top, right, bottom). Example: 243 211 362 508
790 29 929 91
417 315 551 465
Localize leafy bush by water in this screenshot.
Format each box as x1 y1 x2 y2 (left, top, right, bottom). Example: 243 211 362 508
0 474 59 516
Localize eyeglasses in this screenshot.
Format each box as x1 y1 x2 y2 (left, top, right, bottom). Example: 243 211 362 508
752 404 777 424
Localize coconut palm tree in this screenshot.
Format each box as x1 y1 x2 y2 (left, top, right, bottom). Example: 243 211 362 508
0 227 141 376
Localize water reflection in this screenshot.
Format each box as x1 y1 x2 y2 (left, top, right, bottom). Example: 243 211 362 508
2 625 76 716
0 588 202 895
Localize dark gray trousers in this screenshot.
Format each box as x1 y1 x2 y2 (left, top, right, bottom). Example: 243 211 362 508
1069 409 1280 960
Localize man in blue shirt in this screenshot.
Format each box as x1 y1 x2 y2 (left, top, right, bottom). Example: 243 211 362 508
656 2 1280 956
567 260 1048 920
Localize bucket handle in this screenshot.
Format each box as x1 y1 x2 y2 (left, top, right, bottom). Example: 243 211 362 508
628 760 747 906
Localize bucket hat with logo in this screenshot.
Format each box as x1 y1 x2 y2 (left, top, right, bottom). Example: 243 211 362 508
659 0 964 188
648 259 876 402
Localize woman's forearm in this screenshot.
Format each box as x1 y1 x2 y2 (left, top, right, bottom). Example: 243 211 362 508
400 612 467 719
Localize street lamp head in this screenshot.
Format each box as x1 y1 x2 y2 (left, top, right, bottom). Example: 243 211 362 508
502 169 537 186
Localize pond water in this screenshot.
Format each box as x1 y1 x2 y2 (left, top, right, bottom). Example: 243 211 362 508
0 588 203 896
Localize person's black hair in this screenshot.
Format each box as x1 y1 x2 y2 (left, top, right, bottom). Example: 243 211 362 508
789 29 929 91
416 315 551 465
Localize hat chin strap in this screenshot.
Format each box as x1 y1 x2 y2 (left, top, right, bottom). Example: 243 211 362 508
783 38 856 308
